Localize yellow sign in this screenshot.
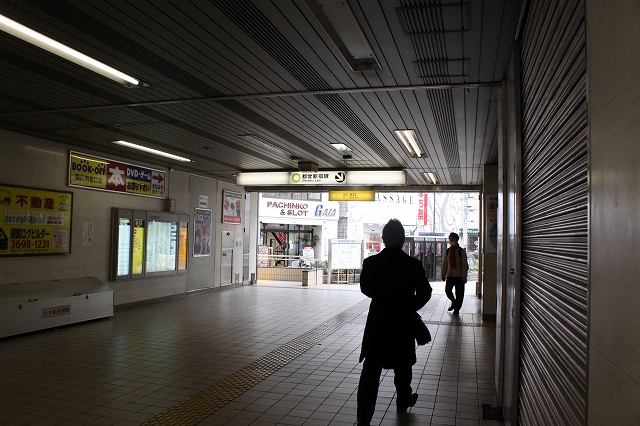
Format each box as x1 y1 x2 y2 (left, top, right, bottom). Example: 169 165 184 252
329 190 375 201
69 154 108 188
178 222 188 270
132 219 145 274
0 184 73 256
69 151 166 198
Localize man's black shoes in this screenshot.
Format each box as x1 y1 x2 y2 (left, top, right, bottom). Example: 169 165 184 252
396 393 419 412
447 304 454 311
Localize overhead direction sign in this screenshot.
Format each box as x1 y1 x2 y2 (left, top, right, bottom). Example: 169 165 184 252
290 172 346 185
329 190 375 201
237 170 405 186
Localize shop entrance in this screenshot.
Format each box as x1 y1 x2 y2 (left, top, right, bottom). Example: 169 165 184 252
254 191 479 285
260 224 314 262
406 236 449 281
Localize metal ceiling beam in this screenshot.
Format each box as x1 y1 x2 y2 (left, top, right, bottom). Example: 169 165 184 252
0 82 501 117
242 185 483 192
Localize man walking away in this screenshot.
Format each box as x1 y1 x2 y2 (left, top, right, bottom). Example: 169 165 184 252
357 219 432 426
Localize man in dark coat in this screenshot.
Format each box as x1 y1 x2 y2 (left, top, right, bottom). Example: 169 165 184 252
357 219 432 426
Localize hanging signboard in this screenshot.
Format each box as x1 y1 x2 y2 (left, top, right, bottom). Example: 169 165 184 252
68 151 165 198
0 184 73 256
222 190 242 224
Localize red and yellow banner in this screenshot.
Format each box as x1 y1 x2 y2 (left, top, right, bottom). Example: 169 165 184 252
0 184 73 256
69 152 165 198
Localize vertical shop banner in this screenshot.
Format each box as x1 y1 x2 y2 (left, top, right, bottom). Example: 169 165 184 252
417 193 428 225
69 151 165 198
193 209 212 257
178 221 188 269
0 184 73 256
132 219 145 274
222 190 242 224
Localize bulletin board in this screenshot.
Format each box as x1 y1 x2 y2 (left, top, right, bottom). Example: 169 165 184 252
110 208 188 280
328 239 364 270
0 183 73 257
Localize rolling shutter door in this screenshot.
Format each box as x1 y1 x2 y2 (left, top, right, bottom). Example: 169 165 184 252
519 0 588 425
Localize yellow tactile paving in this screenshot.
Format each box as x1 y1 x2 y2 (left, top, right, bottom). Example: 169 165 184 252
141 299 370 426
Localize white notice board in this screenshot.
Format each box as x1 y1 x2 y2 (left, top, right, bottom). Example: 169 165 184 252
328 239 364 270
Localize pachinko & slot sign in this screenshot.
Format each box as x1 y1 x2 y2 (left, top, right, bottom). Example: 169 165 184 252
68 151 165 198
0 184 73 256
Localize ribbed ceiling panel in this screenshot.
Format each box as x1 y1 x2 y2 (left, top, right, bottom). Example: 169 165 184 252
397 0 462 183
215 0 402 168
0 0 523 184
21 0 338 168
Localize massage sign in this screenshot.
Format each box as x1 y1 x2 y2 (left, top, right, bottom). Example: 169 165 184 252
0 184 73 256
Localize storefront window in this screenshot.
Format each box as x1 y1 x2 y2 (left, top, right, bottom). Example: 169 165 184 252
261 223 313 257
261 192 321 201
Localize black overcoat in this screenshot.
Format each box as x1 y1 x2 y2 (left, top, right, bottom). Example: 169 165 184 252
359 247 432 367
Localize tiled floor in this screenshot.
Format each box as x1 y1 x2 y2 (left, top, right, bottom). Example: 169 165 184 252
0 281 501 426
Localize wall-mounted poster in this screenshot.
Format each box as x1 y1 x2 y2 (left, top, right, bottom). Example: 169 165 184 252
68 151 165 198
193 208 212 257
222 190 242 224
0 184 73 257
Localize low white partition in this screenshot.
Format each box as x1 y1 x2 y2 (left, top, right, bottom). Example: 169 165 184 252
0 277 114 338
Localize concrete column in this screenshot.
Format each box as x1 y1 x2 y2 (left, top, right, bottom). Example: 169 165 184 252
482 164 498 321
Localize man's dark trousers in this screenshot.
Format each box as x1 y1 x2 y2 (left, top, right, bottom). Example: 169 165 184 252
357 357 412 423
445 276 465 311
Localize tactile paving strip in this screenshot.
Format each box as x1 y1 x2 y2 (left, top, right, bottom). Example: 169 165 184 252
141 298 371 426
424 320 495 328
419 295 442 314
349 295 442 325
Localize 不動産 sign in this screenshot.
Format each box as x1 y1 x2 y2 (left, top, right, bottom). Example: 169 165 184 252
0 184 73 256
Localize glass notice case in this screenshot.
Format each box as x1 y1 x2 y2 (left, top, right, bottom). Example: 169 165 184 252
110 208 188 280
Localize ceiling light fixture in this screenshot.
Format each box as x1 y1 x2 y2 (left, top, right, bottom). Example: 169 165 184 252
111 140 191 162
304 0 381 71
330 143 351 152
424 172 439 185
238 134 291 158
394 129 424 158
0 14 142 87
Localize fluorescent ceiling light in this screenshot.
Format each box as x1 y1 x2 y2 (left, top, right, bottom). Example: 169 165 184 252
237 170 405 186
112 140 191 162
239 134 291 158
0 14 141 87
424 172 439 184
304 0 381 71
346 170 406 185
394 129 424 158
330 143 351 152
237 172 290 186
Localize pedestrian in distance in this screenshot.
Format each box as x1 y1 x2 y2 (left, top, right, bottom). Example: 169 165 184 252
357 219 432 426
441 232 469 315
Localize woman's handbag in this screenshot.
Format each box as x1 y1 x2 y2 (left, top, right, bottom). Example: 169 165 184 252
413 312 431 345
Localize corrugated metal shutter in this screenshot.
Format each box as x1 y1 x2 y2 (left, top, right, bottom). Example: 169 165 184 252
518 0 588 425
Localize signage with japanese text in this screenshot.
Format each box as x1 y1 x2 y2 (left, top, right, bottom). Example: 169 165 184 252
417 193 428 225
68 151 165 198
329 190 375 201
0 184 73 256
289 171 346 185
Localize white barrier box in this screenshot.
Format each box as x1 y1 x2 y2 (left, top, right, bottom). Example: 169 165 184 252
0 277 113 338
